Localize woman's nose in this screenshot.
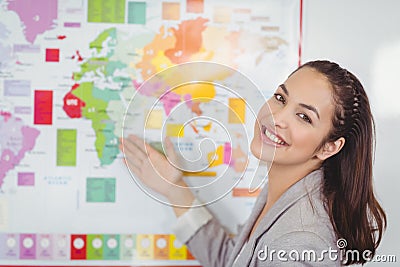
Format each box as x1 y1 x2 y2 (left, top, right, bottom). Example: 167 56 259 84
271 106 289 129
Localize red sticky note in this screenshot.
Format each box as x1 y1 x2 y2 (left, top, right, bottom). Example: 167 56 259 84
187 0 204 13
34 90 53 125
46 48 60 62
70 235 87 260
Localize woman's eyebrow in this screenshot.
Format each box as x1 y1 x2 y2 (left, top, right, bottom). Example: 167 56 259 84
279 84 289 95
299 103 320 120
279 83 320 120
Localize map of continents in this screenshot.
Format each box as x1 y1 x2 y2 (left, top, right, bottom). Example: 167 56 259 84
62 17 285 166
0 111 40 188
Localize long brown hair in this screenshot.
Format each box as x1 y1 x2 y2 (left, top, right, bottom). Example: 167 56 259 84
297 60 386 265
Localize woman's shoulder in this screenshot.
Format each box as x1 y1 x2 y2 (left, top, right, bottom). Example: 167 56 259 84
264 187 336 248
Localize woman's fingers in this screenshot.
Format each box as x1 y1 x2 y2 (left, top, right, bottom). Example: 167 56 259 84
122 135 147 161
123 144 142 168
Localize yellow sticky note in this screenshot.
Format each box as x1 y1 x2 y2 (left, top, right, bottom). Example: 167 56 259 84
145 109 163 129
166 124 184 137
136 234 154 260
169 234 187 260
213 6 232 23
228 98 246 124
207 145 224 167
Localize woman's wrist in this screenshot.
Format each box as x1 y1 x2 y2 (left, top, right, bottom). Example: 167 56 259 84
166 180 195 217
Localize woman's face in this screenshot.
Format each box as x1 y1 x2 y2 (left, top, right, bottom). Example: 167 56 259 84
250 67 336 167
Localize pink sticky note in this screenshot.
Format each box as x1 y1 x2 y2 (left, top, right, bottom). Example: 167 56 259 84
20 234 36 259
18 172 35 186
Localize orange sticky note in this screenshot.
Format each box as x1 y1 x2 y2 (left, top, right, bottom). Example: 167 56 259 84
154 234 169 260
162 2 180 20
228 98 246 124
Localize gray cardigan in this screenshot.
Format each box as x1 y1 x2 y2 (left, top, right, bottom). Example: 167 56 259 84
185 169 342 266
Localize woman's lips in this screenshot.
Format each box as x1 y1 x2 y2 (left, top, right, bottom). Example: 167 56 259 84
261 125 288 147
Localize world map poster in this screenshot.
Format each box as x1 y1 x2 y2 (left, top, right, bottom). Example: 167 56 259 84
0 0 301 265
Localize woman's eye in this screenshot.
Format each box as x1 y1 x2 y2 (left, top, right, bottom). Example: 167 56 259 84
274 93 285 104
298 113 312 124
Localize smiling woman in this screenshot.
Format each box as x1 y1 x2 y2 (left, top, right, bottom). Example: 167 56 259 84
122 60 386 266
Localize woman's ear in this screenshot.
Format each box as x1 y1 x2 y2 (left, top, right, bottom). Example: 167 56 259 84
316 137 346 161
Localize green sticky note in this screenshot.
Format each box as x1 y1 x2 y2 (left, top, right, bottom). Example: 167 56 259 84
87 234 103 260
103 234 120 260
128 2 146 24
120 234 136 260
88 0 126 23
86 178 116 202
57 129 77 166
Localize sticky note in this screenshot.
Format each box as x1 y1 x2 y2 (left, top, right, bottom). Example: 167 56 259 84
166 123 184 137
45 48 60 62
120 234 136 260
87 234 103 260
53 234 70 260
228 98 246 124
34 90 53 125
3 80 30 97
87 0 125 23
86 177 116 203
223 142 232 165
154 234 169 260
37 234 53 260
208 145 224 167
0 233 19 259
213 6 232 23
136 234 154 260
103 234 120 260
169 234 186 260
17 172 35 186
128 2 146 24
162 2 180 20
187 0 204 13
71 235 87 260
57 129 77 166
19 234 36 259
145 109 163 129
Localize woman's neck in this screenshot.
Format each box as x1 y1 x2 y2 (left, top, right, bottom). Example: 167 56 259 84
266 163 319 205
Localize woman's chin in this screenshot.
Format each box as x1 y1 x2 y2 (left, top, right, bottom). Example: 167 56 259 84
250 139 275 162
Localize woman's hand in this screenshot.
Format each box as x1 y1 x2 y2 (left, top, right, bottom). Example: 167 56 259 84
121 135 194 209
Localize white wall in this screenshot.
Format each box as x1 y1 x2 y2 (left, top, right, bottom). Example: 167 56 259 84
302 0 400 264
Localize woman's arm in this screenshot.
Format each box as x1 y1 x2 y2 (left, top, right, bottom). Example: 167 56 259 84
121 135 239 266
